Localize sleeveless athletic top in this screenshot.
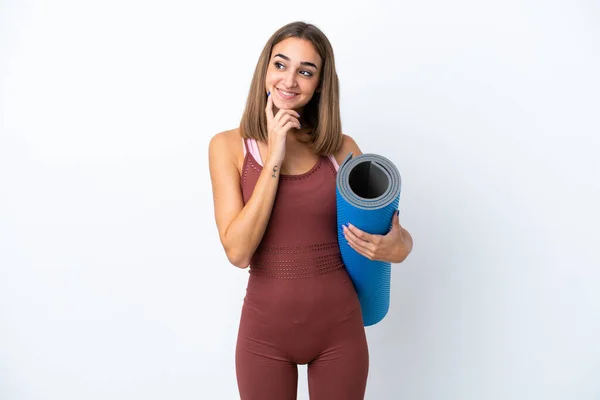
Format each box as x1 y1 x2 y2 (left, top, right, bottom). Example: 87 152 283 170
241 137 343 279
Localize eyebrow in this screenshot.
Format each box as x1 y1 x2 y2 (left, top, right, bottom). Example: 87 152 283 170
273 53 318 70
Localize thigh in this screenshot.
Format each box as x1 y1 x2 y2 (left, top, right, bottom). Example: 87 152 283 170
307 328 369 400
236 330 298 400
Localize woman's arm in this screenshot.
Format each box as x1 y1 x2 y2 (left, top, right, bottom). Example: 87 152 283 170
208 131 281 269
334 133 363 165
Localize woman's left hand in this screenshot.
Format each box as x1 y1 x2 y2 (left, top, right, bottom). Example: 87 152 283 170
342 211 412 264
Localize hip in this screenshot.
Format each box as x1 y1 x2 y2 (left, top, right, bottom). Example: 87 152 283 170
241 267 361 326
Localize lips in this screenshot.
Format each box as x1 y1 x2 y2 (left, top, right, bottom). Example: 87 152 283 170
276 88 299 100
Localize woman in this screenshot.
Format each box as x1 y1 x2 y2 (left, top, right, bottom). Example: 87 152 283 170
208 21 413 400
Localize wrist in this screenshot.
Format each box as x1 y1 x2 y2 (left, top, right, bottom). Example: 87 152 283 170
264 156 281 170
264 158 281 177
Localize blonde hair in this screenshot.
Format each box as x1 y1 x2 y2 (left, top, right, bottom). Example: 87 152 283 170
239 21 343 156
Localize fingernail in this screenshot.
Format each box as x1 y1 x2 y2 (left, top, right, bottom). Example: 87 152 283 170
297 112 300 117
267 91 270 96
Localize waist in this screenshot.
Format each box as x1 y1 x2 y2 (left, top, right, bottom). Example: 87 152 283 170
243 267 359 322
249 241 344 279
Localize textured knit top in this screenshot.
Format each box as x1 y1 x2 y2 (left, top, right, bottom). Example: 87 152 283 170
241 137 344 279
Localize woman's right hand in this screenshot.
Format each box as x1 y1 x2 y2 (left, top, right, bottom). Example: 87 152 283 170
265 90 301 166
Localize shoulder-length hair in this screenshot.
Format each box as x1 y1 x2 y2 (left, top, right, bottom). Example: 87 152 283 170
239 21 343 156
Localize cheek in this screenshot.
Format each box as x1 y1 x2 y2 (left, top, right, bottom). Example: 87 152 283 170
300 81 319 96
264 69 275 83
265 68 284 81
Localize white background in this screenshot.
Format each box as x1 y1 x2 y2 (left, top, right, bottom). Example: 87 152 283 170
1 0 599 399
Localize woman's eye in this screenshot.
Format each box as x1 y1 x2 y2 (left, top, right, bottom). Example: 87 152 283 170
273 62 312 77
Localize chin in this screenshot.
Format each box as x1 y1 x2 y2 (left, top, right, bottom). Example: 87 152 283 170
274 100 299 110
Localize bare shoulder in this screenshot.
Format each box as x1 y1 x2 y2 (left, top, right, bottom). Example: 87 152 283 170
334 133 363 166
209 127 242 155
209 127 244 172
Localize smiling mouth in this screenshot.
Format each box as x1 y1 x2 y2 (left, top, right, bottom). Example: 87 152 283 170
277 88 299 99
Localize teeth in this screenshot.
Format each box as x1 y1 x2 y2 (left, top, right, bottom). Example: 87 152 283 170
279 89 297 96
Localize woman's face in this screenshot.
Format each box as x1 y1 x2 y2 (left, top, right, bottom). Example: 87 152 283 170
265 37 322 112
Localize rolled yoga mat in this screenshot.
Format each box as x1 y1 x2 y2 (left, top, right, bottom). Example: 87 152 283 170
336 152 402 326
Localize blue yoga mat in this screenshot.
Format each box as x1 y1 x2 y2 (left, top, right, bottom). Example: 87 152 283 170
336 152 402 326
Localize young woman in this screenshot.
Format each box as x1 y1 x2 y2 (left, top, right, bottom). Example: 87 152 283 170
208 21 412 400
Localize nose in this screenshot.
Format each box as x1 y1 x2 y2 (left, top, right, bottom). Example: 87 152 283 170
283 69 298 88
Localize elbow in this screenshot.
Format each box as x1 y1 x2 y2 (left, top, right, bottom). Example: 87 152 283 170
224 247 251 269
231 257 250 269
221 230 251 269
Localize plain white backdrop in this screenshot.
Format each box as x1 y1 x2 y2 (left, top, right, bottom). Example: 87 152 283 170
1 0 599 399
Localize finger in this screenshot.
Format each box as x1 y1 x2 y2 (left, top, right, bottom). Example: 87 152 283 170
265 90 274 122
392 210 403 235
346 223 375 243
282 119 300 132
343 224 377 251
277 114 300 129
274 109 301 125
346 238 374 260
